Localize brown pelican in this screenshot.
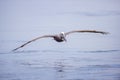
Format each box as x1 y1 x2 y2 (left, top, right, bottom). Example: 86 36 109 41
13 30 108 51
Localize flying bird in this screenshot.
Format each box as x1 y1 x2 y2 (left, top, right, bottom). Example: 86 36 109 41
13 30 108 51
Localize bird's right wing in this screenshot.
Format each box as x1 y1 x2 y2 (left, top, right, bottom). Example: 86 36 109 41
65 30 109 36
12 35 55 51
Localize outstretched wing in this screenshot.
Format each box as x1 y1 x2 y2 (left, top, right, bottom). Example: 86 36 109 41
65 30 109 36
12 35 55 51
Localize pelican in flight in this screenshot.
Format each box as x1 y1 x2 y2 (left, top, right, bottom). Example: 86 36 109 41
13 30 108 51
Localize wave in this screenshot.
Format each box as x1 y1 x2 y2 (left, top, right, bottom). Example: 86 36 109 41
77 50 120 53
0 49 119 54
82 64 120 69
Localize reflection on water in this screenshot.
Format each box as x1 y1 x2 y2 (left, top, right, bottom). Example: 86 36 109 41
0 48 120 80
0 39 120 80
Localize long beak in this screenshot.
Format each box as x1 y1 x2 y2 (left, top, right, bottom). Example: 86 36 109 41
64 38 67 42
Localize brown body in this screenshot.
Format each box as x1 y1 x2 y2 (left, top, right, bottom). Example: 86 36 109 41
53 36 64 42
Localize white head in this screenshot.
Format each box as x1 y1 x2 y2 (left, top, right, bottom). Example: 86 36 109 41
60 32 67 42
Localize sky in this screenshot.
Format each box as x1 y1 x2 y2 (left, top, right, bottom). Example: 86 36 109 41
0 0 120 51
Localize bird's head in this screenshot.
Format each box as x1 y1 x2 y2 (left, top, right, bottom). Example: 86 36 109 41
60 32 67 42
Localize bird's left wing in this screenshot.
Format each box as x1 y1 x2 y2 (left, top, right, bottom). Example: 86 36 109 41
65 30 109 36
12 35 55 51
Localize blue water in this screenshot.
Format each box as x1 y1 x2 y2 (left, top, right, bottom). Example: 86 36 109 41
0 40 120 80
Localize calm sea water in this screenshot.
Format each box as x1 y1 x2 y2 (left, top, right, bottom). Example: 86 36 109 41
0 40 120 80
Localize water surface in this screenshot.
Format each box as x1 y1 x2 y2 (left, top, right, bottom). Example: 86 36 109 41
0 41 120 80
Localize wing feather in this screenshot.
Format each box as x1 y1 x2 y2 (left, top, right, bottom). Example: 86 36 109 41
12 35 54 51
65 30 109 36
